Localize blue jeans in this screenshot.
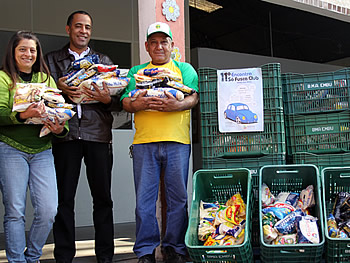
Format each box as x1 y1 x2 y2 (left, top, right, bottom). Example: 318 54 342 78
132 142 190 258
0 142 58 263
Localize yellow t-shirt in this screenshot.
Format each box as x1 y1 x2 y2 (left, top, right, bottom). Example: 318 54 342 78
122 60 198 145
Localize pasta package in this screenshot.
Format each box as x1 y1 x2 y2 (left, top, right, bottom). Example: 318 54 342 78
13 83 47 112
13 83 63 112
71 77 130 104
13 83 75 137
25 105 75 137
129 88 184 101
137 67 182 82
70 54 100 70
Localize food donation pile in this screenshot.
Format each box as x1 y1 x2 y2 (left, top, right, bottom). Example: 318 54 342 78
261 183 321 245
13 83 75 137
327 192 350 238
197 193 247 246
64 54 129 104
129 68 196 101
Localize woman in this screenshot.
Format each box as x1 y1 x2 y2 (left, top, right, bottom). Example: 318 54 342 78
0 31 68 263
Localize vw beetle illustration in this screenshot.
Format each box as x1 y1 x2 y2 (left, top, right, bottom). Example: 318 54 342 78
224 103 258 124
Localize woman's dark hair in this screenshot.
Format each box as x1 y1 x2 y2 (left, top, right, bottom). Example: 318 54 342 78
1 31 51 89
67 10 93 26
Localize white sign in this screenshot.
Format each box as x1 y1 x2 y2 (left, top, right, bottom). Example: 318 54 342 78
217 68 264 133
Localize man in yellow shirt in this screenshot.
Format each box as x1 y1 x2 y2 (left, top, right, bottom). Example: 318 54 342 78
121 22 198 263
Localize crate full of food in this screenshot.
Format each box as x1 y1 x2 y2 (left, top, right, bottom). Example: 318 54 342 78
282 68 350 115
259 165 324 263
322 167 350 263
185 168 253 262
285 111 350 156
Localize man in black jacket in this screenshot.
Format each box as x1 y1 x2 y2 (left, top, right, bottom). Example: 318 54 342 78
45 10 119 263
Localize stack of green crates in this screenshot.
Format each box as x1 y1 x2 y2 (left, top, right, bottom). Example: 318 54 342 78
321 167 350 263
185 168 253 262
259 164 325 263
282 68 350 169
199 63 286 191
198 63 286 248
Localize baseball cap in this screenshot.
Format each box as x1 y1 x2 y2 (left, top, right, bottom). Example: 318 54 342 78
147 22 173 40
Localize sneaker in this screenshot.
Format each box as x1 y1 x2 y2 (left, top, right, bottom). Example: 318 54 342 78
138 253 156 263
164 247 186 263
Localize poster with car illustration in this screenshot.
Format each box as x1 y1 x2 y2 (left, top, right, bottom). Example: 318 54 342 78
217 68 264 133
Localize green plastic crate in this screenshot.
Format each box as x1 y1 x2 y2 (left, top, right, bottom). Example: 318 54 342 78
199 63 285 160
199 63 283 114
292 152 350 170
258 165 325 263
201 153 286 250
285 112 350 156
202 153 286 191
201 110 285 159
185 169 253 262
321 167 350 263
282 68 350 115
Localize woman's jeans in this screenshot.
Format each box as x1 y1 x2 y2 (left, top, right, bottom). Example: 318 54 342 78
132 142 190 258
0 142 58 263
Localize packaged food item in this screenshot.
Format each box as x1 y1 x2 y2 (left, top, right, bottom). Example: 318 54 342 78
200 201 219 223
136 78 166 89
129 88 185 101
65 68 86 84
137 67 182 82
70 54 100 70
41 92 65 104
262 202 295 220
165 80 196 95
70 77 129 104
296 215 320 244
12 83 75 137
332 192 350 223
70 68 97 86
25 105 75 137
299 185 315 210
216 220 245 238
221 232 245 245
137 67 174 77
338 229 349 238
13 83 47 112
274 210 305 235
273 234 297 245
96 70 121 79
338 220 350 237
261 183 275 207
90 64 118 72
276 192 300 207
262 213 278 242
198 219 216 241
198 192 247 246
225 193 246 218
203 236 221 246
327 214 339 238
134 74 153 82
215 205 241 226
46 102 74 109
